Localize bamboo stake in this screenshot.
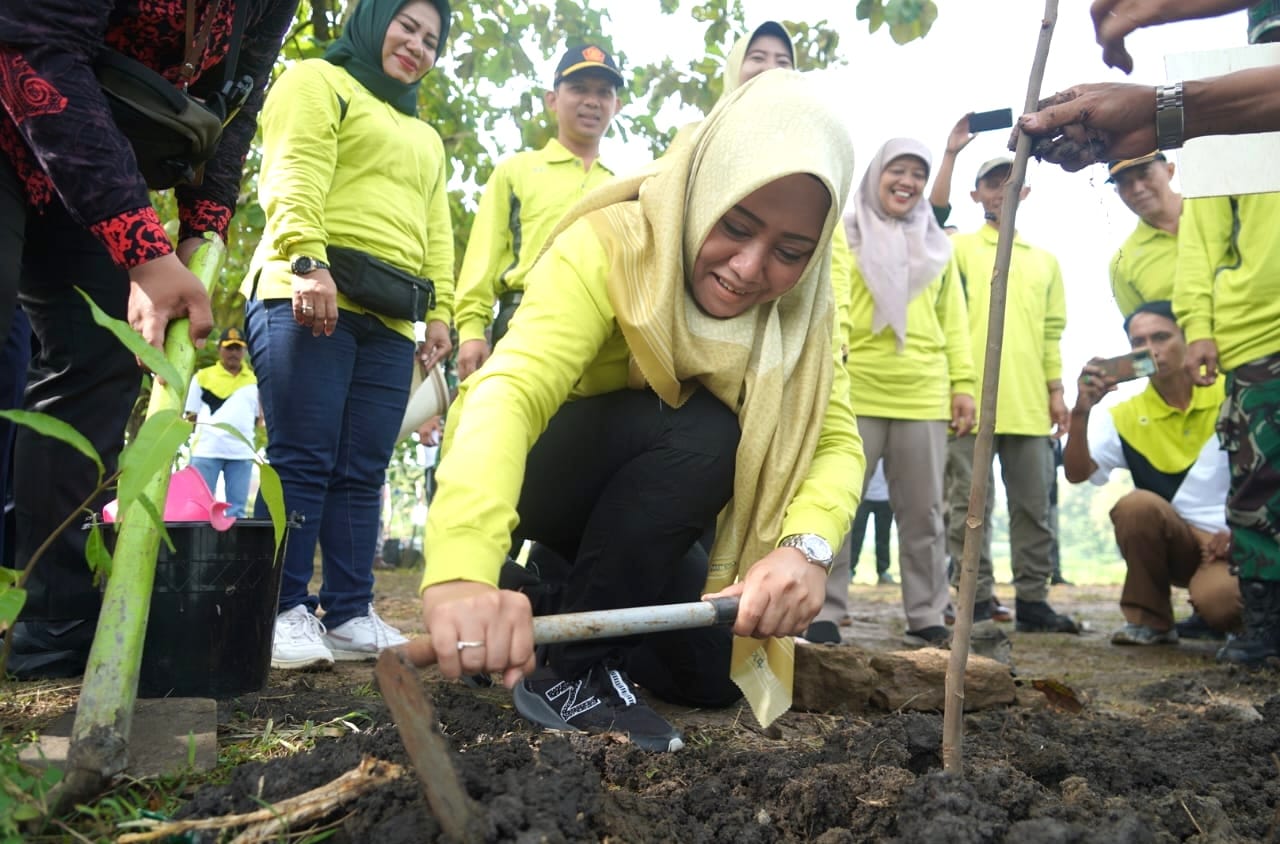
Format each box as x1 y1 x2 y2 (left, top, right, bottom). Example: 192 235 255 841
942 0 1058 775
53 237 226 808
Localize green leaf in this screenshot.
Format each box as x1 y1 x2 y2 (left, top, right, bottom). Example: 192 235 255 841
0 585 26 633
117 409 192 522
0 409 104 484
256 463 287 559
77 289 183 395
85 522 112 581
137 494 177 554
211 422 258 453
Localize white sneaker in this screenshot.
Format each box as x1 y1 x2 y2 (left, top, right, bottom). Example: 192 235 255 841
271 605 334 670
324 604 409 661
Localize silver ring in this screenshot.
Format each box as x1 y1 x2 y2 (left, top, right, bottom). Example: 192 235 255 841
456 640 485 650
300 304 314 314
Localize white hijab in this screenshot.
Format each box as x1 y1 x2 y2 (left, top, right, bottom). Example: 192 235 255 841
844 137 952 348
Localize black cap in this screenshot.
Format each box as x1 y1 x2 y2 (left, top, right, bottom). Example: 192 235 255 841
1106 152 1166 183
554 44 624 87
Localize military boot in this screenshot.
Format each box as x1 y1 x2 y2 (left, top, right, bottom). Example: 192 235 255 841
1217 578 1280 667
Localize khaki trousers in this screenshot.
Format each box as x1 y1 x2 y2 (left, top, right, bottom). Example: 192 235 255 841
947 433 1055 603
823 417 949 630
1111 490 1242 631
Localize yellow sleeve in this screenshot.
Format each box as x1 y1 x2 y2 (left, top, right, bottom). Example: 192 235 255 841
421 146 455 326
1174 197 1230 345
1043 255 1066 383
453 164 514 342
421 221 616 589
258 62 341 263
938 257 975 397
1109 248 1141 318
830 225 854 356
778 347 864 552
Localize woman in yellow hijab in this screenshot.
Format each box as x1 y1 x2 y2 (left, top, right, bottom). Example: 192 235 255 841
418 70 862 751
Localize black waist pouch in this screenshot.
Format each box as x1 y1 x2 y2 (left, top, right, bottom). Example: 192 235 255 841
95 50 228 189
327 245 436 322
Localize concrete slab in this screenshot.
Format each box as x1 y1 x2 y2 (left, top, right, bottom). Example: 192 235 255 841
19 697 218 777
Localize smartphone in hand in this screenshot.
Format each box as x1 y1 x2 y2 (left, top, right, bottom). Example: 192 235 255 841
1096 349 1157 382
969 108 1014 133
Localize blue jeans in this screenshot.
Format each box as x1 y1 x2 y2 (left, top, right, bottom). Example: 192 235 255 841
190 456 253 518
246 300 412 629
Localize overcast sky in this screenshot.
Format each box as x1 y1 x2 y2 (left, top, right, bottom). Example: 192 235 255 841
587 1 1249 409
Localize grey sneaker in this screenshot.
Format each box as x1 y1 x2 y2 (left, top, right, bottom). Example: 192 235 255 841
513 662 684 752
902 625 952 649
1111 623 1179 646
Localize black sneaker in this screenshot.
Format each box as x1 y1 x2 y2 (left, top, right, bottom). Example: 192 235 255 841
513 663 684 752
803 620 841 644
1175 612 1226 641
1015 599 1080 634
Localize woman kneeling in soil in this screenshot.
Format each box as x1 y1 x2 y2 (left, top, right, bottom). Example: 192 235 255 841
417 71 863 752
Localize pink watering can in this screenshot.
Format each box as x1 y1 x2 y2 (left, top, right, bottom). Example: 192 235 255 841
102 465 236 530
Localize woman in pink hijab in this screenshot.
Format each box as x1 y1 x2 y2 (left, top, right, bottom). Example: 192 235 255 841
842 137 977 648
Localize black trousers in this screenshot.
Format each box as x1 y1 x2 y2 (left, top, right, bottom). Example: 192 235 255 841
514 387 742 708
849 499 892 576
1 157 139 621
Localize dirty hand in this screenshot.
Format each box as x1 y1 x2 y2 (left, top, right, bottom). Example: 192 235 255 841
946 113 976 155
128 252 215 351
1202 529 1231 564
292 268 338 337
704 546 826 639
456 338 491 381
1075 359 1117 411
417 581 535 689
1091 0 1251 72
419 320 452 372
950 393 976 437
1016 83 1157 172
1185 338 1220 386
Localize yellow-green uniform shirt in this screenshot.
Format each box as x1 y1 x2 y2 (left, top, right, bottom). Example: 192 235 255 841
1174 194 1280 372
453 139 614 343
1110 218 1177 318
951 225 1066 435
420 218 863 590
241 59 455 340
843 255 976 420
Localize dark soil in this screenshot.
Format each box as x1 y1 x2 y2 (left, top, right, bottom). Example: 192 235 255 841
10 577 1280 842
167 574 1280 844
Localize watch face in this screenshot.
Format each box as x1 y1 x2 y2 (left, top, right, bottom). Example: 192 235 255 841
292 257 312 274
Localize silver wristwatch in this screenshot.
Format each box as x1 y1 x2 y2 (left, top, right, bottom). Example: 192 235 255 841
779 533 834 574
1155 82 1184 151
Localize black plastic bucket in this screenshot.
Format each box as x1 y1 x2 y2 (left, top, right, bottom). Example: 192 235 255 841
138 520 285 698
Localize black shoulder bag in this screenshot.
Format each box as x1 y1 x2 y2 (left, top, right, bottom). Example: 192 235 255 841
95 0 255 189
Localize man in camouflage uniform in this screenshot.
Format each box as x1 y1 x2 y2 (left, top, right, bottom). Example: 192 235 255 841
1176 190 1280 665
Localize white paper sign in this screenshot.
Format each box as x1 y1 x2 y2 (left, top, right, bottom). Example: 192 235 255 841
1165 44 1280 198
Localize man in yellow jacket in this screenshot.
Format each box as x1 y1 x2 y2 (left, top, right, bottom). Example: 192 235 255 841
1176 190 1280 666
947 157 1076 634
1107 152 1182 318
453 44 622 381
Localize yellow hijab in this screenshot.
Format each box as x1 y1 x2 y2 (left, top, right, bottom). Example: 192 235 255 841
550 70 855 724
